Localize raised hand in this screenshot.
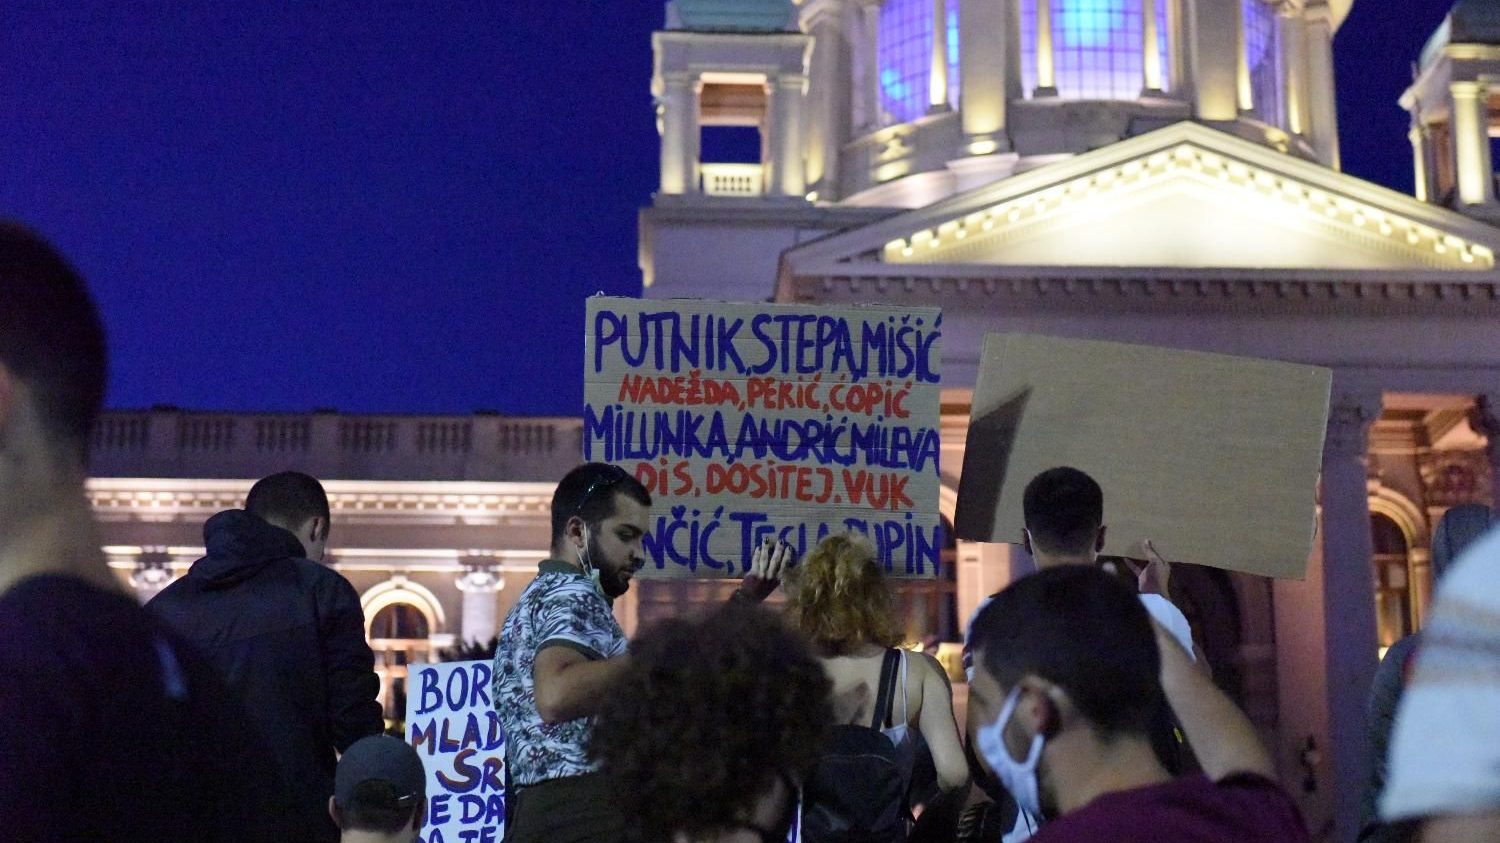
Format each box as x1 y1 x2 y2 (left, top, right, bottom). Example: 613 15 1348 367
731 537 794 603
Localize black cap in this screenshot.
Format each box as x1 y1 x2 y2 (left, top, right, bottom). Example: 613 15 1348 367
334 736 426 808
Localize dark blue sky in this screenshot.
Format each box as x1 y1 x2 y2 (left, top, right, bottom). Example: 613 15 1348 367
0 1 1455 416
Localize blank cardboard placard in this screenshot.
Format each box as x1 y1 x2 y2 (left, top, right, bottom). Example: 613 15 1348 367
954 333 1330 579
584 296 944 578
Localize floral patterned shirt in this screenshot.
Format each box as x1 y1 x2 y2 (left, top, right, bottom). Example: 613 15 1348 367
493 559 627 788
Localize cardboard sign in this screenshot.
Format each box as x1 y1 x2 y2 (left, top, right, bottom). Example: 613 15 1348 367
584 297 944 577
954 333 1330 579
406 660 505 843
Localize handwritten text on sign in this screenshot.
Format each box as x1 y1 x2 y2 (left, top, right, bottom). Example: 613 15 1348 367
584 298 943 577
406 661 505 843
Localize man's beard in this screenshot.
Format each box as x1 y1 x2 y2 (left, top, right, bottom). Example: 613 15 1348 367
589 533 632 598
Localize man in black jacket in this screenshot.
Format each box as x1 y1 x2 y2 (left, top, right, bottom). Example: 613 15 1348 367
149 471 384 843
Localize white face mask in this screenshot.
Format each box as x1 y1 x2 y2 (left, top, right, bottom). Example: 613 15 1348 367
575 525 607 601
976 683 1046 819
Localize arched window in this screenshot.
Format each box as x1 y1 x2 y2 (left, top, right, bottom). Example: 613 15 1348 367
1371 513 1412 649
371 603 430 640
369 602 433 723
1021 0 1166 101
878 0 961 125
1243 0 1281 126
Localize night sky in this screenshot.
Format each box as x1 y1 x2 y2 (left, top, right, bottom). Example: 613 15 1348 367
0 1 1456 417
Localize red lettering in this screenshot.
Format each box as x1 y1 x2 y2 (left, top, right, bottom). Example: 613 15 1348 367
673 461 694 495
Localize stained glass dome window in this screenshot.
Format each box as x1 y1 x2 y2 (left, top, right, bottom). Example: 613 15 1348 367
878 0 961 125
1244 0 1282 126
1020 0 1170 100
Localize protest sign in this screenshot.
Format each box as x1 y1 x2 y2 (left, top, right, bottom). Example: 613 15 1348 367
584 297 943 577
953 333 1331 579
405 660 505 843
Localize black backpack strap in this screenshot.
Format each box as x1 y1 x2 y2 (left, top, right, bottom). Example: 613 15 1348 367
872 648 902 729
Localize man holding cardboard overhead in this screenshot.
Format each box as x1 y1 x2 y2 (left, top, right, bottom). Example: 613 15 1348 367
961 467 1197 841
494 462 790 843
967 566 1307 842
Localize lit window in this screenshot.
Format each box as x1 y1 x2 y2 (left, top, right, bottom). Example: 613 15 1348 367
1244 0 1282 126
948 0 962 109
878 0 961 125
1020 1 1155 101
1155 0 1170 91
1021 0 1039 94
1370 514 1412 648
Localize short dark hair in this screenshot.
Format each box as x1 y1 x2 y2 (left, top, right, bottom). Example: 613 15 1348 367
0 222 108 460
337 780 420 834
550 463 651 545
245 471 330 526
590 603 832 841
1022 467 1103 556
970 565 1161 739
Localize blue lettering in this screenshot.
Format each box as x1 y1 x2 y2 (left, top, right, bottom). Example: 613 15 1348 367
417 668 442 715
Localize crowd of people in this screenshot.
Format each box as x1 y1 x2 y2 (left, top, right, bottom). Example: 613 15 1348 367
4 219 1500 843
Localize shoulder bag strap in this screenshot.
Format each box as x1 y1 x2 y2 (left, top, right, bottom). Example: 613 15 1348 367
872 648 901 729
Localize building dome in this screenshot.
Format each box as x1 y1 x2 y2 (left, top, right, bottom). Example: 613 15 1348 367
1451 0 1500 39
668 0 796 32
1423 0 1500 69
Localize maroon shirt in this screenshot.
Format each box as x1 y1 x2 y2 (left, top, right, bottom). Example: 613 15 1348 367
1032 773 1308 843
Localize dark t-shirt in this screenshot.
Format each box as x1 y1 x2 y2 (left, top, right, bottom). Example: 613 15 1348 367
0 574 276 842
1031 773 1308 843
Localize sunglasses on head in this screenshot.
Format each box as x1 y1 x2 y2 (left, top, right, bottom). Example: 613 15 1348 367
575 465 631 517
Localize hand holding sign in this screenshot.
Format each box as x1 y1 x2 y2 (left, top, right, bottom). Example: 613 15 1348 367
733 538 795 602
1127 539 1172 597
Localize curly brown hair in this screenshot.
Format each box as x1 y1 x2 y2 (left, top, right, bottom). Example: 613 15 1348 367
589 602 832 841
786 533 903 656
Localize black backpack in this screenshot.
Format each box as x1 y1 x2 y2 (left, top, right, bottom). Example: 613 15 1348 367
802 649 910 843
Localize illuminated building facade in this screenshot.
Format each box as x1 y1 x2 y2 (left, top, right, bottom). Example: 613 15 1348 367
639 1 1500 840
91 411 581 723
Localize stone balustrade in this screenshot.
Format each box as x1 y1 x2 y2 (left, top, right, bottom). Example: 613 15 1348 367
91 408 583 482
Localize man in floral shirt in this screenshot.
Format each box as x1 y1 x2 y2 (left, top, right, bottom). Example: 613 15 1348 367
495 463 787 843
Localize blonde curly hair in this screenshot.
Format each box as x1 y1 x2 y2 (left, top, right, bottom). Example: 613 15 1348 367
787 533 902 656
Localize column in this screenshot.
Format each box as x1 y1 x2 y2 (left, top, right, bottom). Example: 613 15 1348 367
1468 395 1500 505
852 1 882 132
802 0 850 197
1003 0 1025 101
1450 81 1496 207
1166 0 1189 97
659 73 699 195
956 542 1026 637
1279 5 1309 134
1304 6 1340 169
1410 123 1433 203
770 74 809 197
1236 2 1253 112
1185 0 1239 120
1319 391 1382 843
930 0 951 111
1035 0 1057 96
1143 0 1164 94
961 0 1010 152
456 565 504 645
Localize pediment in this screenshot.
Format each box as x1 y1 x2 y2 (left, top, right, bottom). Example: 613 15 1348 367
785 122 1500 277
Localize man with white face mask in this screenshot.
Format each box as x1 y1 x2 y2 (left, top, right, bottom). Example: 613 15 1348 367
966 565 1307 842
